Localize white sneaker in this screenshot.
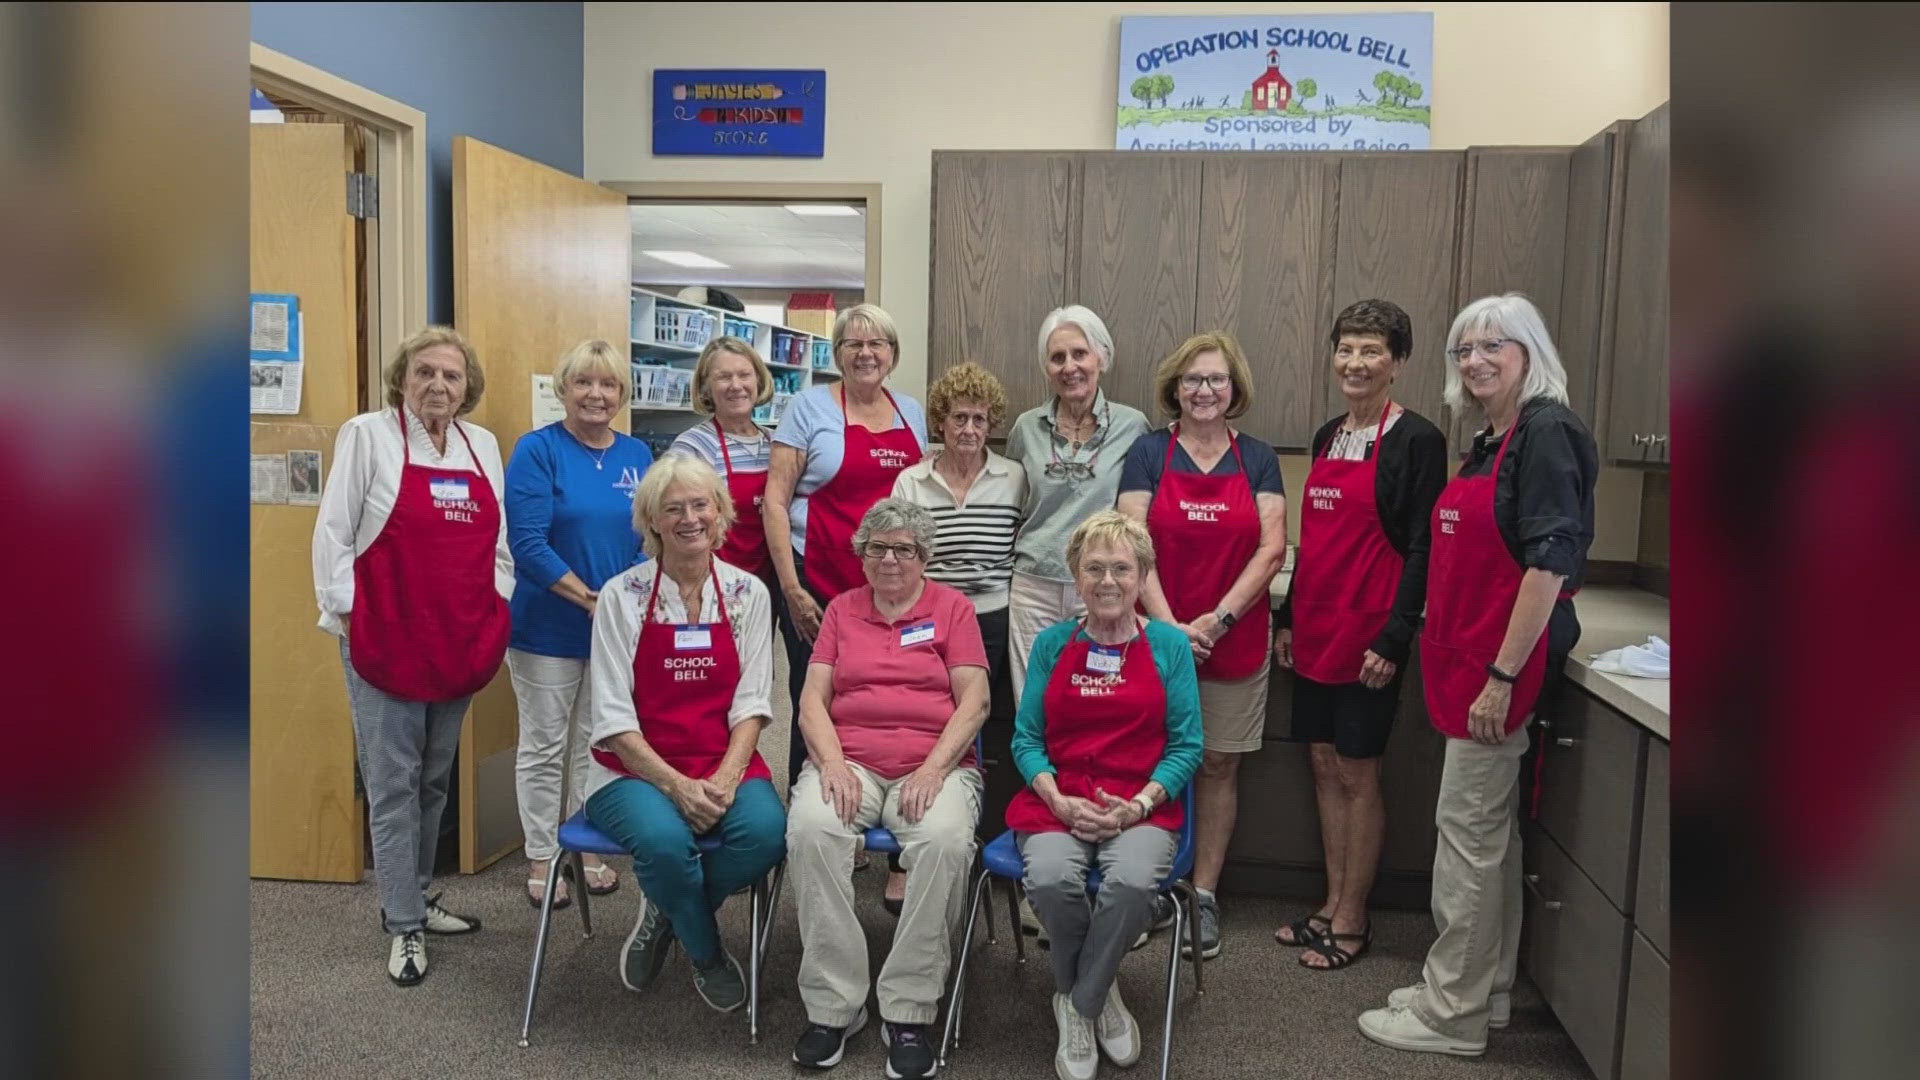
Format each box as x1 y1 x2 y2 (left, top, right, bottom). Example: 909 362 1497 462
422 892 481 935
1386 983 1509 1028
1052 992 1098 1080
1095 982 1141 1066
1357 1004 1485 1057
387 930 427 986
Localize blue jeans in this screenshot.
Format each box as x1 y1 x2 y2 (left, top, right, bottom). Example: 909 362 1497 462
585 777 786 965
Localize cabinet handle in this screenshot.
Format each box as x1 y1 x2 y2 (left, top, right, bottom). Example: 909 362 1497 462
1524 873 1564 912
1632 433 1650 447
1650 434 1668 446
1555 737 1577 748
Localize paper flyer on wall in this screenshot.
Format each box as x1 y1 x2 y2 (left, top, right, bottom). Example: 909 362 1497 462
287 450 323 506
251 454 289 505
251 292 305 415
531 374 567 427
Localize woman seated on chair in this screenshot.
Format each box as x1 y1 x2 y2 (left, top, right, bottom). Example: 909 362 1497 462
787 498 989 1080
1009 511 1202 1080
581 453 784 1014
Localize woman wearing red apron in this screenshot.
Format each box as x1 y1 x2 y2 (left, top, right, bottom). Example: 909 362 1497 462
579 453 784 1015
1010 512 1202 1080
312 328 508 985
1273 301 1449 971
764 304 926 784
672 336 777 578
1118 332 1287 962
1360 294 1597 1058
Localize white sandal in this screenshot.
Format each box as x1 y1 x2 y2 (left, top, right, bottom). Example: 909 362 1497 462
581 861 620 895
527 866 572 910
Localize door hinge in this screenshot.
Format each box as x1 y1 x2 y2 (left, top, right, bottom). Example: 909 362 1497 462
347 172 378 219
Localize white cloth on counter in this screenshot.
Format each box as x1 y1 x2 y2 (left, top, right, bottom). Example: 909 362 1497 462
1588 635 1669 679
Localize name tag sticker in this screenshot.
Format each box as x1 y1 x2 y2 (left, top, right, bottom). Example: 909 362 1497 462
899 620 936 647
429 477 470 501
674 625 713 651
1086 644 1123 675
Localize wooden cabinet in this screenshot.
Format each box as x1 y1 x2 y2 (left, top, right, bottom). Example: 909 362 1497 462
1075 154 1202 412
1537 686 1648 911
1525 825 1632 1080
1636 738 1670 957
1558 125 1630 437
1621 931 1671 1080
1606 102 1671 465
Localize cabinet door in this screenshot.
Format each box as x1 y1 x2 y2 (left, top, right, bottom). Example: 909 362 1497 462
1328 153 1464 431
1538 687 1648 912
1560 125 1629 439
1621 931 1671 1080
1636 737 1671 957
930 152 1079 421
1196 155 1340 448
1607 102 1670 465
1525 826 1632 1080
1077 154 1202 413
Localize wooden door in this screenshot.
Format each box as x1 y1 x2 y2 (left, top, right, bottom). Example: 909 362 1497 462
1607 103 1671 465
1327 153 1464 434
250 123 363 881
1558 125 1629 441
929 152 1078 421
1196 155 1340 449
452 136 631 871
1076 154 1202 416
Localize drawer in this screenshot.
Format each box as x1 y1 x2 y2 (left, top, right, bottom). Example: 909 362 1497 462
1538 686 1647 911
1620 930 1670 1080
1524 827 1630 1080
1635 739 1670 957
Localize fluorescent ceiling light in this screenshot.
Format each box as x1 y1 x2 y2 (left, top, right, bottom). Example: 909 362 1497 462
641 250 729 269
785 204 861 217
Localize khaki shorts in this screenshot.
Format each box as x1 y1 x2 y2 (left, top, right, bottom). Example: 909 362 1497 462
1200 659 1271 753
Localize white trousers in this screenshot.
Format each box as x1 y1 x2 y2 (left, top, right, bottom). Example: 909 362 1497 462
1008 571 1085 701
506 649 593 862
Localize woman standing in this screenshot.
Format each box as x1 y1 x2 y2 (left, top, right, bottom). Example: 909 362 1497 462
670 336 777 581
503 340 654 909
1272 300 1448 970
1358 293 1597 1057
1117 331 1287 962
312 326 509 985
764 304 927 783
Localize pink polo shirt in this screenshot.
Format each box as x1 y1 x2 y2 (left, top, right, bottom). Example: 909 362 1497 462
810 579 987 779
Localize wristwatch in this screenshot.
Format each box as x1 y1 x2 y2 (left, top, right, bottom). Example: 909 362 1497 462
1131 794 1155 821
1214 608 1237 630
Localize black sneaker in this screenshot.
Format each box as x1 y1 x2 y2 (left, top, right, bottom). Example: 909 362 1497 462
882 1021 938 1079
793 1005 868 1069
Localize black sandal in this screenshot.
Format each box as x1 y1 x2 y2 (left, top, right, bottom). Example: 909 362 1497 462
1273 913 1331 947
1299 926 1372 970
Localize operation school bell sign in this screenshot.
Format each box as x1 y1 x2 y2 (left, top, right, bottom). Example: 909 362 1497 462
1116 13 1432 152
653 69 825 157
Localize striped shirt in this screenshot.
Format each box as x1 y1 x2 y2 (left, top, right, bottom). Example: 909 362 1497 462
670 418 774 479
891 449 1028 614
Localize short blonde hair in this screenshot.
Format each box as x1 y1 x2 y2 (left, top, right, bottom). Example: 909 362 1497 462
1066 510 1156 577
384 326 485 415
1154 331 1254 421
691 336 774 416
631 453 736 560
552 339 632 407
832 303 901 376
926 362 1009 433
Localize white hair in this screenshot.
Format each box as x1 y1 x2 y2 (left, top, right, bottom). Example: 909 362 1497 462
1441 293 1570 413
1037 305 1115 374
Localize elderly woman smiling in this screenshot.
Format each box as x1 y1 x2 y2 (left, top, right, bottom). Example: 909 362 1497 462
786 498 987 1080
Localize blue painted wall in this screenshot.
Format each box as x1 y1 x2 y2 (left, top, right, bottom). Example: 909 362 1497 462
252 3 584 323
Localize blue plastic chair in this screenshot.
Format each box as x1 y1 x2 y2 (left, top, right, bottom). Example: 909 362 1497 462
937 785 1202 1080
517 810 784 1047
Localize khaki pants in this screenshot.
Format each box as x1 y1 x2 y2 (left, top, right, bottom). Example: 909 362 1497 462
787 760 983 1026
505 650 592 862
1009 571 1084 701
1412 724 1530 1042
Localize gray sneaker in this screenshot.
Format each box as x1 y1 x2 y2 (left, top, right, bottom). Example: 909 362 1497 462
1183 894 1221 960
692 951 747 1013
1130 894 1176 950
619 892 675 992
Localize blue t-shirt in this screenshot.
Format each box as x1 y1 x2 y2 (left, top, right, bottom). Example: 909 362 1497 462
506 423 654 658
771 384 928 555
1117 428 1286 498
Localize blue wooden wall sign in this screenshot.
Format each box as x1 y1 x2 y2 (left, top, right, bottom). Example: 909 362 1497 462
652 69 826 157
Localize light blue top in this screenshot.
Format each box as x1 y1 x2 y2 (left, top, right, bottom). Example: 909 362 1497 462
670 418 774 477
505 422 653 659
771 384 927 555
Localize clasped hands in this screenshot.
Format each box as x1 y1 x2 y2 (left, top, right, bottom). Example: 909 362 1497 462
1049 787 1145 843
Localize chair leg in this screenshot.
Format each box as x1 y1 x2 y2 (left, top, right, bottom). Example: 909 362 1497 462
939 869 991 1067
1006 878 1027 963
1176 881 1204 995
517 856 567 1047
758 863 784 967
571 850 594 938
981 868 997 945
749 876 764 1045
1160 893 1185 1080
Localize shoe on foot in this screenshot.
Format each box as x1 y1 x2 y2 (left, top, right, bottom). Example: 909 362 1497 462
423 892 481 934
1182 893 1221 959
1095 982 1141 1066
1019 890 1042 935
387 930 427 986
884 869 908 917
1052 992 1098 1080
1130 893 1175 950
619 892 675 993
581 859 620 895
1387 983 1510 1029
882 1021 938 1079
1358 1004 1486 1057
691 950 747 1013
793 1005 869 1069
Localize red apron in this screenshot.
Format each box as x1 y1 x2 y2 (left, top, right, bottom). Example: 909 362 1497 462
349 410 509 701
1006 623 1185 834
1291 406 1404 684
592 563 771 784
802 387 922 597
713 419 770 575
1144 426 1270 680
1421 417 1562 739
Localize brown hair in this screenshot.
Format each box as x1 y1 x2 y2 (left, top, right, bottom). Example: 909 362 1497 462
1329 298 1413 360
926 361 1009 433
691 336 774 415
383 326 485 416
1152 331 1253 421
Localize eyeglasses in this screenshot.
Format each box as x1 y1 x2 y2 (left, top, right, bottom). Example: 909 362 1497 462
838 338 893 353
1078 562 1137 581
860 541 924 561
1448 338 1514 362
1044 460 1095 481
1179 373 1232 391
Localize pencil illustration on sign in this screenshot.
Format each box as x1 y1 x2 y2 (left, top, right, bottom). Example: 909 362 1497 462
653 69 826 157
1115 14 1432 151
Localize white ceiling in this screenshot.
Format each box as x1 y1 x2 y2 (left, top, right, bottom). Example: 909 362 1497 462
629 203 866 290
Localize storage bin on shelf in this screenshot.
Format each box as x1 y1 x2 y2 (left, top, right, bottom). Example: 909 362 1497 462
631 363 694 410
811 338 834 370
654 307 716 349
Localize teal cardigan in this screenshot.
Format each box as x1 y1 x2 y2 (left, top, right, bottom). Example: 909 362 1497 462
1012 618 1204 798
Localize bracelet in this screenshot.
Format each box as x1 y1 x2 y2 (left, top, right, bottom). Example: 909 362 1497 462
1485 662 1518 685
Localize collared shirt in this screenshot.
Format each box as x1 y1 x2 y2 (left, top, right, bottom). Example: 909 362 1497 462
582 559 773 802
890 448 1029 614
311 407 513 636
1003 390 1151 582
808 579 988 779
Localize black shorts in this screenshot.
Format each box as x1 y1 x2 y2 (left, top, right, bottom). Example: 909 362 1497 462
1287 668 1405 759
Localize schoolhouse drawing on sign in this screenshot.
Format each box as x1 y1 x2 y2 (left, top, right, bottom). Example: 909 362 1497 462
1252 50 1292 111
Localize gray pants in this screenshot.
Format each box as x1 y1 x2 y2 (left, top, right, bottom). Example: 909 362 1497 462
340 638 471 934
1019 826 1176 1019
